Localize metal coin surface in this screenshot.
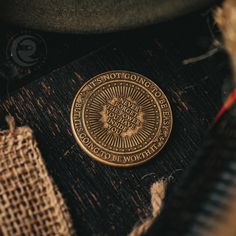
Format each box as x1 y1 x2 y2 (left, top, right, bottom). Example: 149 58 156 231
71 71 172 167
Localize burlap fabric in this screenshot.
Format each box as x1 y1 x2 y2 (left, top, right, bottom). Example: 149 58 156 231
0 117 74 236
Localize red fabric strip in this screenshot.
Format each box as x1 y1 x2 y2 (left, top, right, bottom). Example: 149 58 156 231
214 89 236 125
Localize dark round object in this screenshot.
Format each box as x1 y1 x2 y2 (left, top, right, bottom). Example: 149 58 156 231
1 0 215 33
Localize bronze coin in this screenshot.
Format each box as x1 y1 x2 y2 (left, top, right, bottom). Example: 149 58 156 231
71 71 172 167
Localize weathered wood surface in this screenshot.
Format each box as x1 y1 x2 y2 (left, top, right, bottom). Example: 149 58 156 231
0 10 229 236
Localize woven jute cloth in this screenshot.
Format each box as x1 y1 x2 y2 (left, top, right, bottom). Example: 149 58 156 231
0 117 74 236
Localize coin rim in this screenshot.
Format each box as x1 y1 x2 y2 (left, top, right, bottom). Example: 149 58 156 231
70 70 173 167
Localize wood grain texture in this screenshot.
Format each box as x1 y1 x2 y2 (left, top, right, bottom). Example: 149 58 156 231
0 11 230 235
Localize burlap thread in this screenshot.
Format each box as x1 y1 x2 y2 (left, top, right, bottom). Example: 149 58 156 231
0 116 74 236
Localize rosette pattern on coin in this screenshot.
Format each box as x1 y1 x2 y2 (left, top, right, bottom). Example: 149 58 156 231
71 71 172 166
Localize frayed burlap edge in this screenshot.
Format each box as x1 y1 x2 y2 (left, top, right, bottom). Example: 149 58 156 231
128 179 167 236
0 116 74 236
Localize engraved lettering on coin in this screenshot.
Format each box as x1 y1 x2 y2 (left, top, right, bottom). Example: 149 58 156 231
71 71 173 166
100 97 144 138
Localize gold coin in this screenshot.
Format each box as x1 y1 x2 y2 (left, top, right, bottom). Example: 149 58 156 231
71 71 172 167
